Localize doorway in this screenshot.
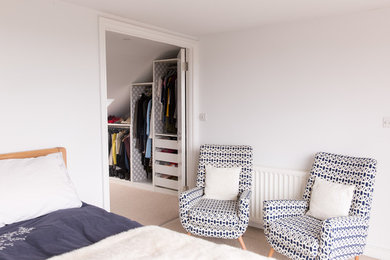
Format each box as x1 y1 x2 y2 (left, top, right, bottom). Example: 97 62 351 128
98 17 198 214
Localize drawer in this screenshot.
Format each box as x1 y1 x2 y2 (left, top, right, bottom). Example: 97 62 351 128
155 176 178 190
155 164 178 177
155 139 178 150
155 152 178 163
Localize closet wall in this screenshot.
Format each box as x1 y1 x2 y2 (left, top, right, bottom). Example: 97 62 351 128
106 31 184 193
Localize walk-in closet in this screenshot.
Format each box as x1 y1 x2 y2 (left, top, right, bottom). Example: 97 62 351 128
105 31 187 225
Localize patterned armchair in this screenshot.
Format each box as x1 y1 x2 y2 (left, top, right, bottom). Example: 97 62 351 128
179 144 253 249
263 152 377 260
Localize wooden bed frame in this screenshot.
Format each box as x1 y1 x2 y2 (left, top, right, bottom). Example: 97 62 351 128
0 147 67 166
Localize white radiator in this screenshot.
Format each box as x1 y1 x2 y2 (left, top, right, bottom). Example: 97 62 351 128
249 166 308 229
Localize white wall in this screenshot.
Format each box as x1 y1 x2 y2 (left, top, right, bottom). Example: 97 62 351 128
199 8 390 255
2 0 389 256
0 0 104 206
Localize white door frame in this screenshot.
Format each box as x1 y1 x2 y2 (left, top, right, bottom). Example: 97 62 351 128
98 17 199 211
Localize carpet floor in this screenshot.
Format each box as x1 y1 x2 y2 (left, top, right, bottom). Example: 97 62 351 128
109 179 179 226
110 181 376 260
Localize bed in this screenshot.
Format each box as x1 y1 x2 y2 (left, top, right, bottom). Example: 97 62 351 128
0 203 141 260
0 147 268 259
0 147 141 260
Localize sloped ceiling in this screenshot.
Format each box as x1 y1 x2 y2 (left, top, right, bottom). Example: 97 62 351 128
106 31 180 118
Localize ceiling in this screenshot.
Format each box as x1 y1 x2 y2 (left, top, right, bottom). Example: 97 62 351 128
64 0 390 36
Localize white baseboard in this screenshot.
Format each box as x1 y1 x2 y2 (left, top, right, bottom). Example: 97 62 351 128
364 244 390 259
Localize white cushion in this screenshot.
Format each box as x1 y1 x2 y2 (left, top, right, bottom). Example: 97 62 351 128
306 177 355 220
0 152 82 227
203 165 241 200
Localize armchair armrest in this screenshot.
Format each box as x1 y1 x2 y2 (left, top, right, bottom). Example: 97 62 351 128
238 189 251 222
319 216 369 259
263 199 308 231
236 189 251 235
179 187 204 216
179 187 204 231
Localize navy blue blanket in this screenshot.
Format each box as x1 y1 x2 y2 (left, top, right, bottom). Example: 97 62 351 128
0 203 141 260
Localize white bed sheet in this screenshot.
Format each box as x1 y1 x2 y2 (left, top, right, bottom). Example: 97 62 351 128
50 225 271 260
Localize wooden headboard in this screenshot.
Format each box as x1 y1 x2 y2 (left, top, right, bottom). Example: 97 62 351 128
0 147 67 167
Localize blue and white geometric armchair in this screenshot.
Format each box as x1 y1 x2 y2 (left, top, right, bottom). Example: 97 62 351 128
263 152 377 260
179 144 253 249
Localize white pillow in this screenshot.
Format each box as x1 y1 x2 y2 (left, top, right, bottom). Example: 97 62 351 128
306 177 355 220
203 165 241 200
0 152 82 227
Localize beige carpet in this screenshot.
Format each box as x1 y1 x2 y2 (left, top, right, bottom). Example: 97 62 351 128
110 182 376 260
109 179 179 226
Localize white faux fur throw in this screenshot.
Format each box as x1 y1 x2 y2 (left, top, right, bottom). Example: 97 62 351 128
49 226 270 260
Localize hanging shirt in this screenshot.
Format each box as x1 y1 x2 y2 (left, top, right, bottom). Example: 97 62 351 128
112 133 117 165
146 99 151 137
157 78 163 120
123 135 130 161
136 94 149 153
166 88 170 117
145 99 152 159
116 131 124 155
124 147 130 171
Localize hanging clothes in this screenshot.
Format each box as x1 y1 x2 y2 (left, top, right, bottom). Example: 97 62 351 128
135 93 151 152
108 127 130 179
117 141 127 174
133 91 153 179
112 133 117 165
123 135 131 161
159 68 177 134
145 99 152 159
124 148 129 171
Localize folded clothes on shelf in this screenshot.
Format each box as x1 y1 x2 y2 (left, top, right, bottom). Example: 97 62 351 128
158 161 178 167
159 148 178 154
158 174 178 181
108 115 123 123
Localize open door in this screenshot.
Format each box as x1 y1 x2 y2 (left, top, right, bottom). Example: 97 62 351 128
177 48 186 192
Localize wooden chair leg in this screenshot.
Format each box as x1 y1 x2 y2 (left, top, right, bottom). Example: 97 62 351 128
268 248 274 257
355 256 359 260
238 236 247 250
